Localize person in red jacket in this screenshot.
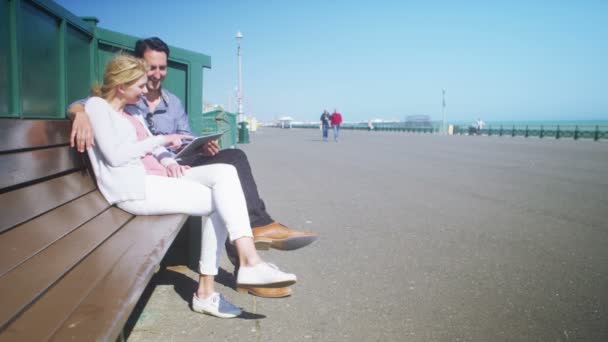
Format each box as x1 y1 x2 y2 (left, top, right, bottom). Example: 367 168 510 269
330 109 343 142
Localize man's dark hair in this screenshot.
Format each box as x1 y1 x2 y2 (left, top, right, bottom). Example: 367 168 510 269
134 37 170 58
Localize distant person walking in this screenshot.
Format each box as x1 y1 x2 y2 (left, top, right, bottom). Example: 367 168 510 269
476 118 485 135
470 118 485 135
320 110 331 141
330 109 343 142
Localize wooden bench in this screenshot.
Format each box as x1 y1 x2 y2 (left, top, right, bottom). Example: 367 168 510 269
0 119 188 341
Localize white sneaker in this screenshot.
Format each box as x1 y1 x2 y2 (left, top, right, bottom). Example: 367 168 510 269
192 292 241 318
237 262 297 287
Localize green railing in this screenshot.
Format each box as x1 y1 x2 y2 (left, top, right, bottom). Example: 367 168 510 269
202 109 238 148
453 125 608 141
289 123 607 141
290 123 439 133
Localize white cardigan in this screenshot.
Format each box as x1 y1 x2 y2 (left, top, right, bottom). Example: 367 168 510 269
85 97 177 204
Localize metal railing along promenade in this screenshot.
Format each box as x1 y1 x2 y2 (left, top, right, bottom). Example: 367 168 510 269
289 123 608 141
291 123 439 133
453 125 608 141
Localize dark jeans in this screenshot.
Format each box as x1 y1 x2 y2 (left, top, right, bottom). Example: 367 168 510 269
181 149 274 228
322 124 329 139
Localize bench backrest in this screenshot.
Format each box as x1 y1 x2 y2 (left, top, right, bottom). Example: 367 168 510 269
0 119 95 232
0 119 116 332
0 119 187 340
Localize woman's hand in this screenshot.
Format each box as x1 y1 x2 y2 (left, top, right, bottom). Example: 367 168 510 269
166 164 191 178
70 111 95 152
164 134 193 149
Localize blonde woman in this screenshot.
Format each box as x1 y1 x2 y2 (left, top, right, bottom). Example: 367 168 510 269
85 54 296 318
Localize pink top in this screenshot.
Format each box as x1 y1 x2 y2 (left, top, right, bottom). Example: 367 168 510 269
121 111 168 177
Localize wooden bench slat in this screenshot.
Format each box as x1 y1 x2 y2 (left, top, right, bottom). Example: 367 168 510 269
53 214 188 341
0 146 85 191
0 207 132 330
0 171 97 234
0 191 110 277
0 119 72 152
0 214 187 342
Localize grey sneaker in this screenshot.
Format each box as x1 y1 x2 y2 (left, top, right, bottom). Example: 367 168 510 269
192 292 241 318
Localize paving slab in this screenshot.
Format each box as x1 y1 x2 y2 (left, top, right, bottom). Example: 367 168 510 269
127 128 608 342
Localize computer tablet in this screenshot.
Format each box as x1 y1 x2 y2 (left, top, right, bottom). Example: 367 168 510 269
175 132 224 160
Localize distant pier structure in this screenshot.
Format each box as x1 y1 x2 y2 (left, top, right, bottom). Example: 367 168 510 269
404 115 433 129
277 116 293 128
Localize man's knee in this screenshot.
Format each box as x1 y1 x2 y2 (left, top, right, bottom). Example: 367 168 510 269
218 149 250 170
190 149 252 174
220 148 248 162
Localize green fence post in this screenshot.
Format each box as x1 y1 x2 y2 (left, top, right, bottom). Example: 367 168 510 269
499 125 503 136
556 125 560 139
525 125 529 138
488 125 492 136
594 126 599 141
512 125 515 137
574 126 579 140
540 125 544 138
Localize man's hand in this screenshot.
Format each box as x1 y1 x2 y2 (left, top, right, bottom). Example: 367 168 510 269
166 164 190 178
70 111 95 152
201 140 220 157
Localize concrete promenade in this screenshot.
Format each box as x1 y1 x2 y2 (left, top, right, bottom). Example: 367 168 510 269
128 128 608 341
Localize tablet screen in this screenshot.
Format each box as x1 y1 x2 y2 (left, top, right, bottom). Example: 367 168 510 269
175 132 224 160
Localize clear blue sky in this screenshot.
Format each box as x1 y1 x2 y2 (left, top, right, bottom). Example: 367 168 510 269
55 0 607 123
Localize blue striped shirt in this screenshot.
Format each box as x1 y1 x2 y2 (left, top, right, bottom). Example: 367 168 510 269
125 88 192 136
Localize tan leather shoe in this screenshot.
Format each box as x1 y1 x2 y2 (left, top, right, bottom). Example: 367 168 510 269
237 286 292 298
253 222 318 251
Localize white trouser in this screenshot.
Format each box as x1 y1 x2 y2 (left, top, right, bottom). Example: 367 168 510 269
117 164 252 276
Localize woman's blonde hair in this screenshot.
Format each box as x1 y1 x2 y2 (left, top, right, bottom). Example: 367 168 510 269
91 53 148 100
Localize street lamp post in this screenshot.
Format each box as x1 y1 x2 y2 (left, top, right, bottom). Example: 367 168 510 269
235 31 250 143
441 89 446 134
236 31 244 123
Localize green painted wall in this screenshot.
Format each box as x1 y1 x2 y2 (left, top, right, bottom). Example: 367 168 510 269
0 0 10 115
1 0 213 135
65 25 92 105
20 0 60 118
164 61 188 112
